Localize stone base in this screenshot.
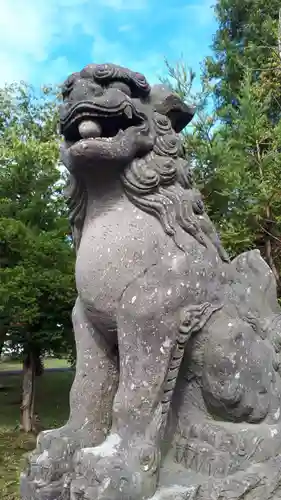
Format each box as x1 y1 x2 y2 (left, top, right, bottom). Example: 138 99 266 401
20 454 281 500
153 453 281 500
149 485 198 500
20 474 66 500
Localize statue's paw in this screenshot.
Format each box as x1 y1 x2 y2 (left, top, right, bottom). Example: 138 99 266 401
72 433 159 500
23 425 93 489
36 424 97 454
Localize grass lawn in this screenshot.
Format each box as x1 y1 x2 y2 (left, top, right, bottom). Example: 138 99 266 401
0 357 70 372
0 370 74 500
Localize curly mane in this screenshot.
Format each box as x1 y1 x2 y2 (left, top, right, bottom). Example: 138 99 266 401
66 111 227 259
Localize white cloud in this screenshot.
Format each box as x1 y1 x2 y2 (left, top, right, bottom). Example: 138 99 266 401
92 34 126 66
0 0 73 84
0 0 148 85
0 0 215 87
98 0 147 9
131 53 167 85
118 24 133 32
91 34 165 85
0 2 51 82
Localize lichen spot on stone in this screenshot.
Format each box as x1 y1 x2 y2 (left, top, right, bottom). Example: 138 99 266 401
274 408 280 420
83 433 121 457
163 337 172 348
36 449 49 464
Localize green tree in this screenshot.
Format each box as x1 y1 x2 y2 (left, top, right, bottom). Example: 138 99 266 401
0 83 75 431
196 72 281 280
204 0 281 119
202 0 281 282
164 0 281 288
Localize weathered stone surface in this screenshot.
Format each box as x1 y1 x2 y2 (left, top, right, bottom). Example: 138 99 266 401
21 63 281 500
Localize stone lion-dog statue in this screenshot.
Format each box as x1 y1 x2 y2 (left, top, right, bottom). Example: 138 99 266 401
21 63 281 500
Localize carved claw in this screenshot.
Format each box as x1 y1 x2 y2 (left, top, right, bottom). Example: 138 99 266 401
72 434 159 500
21 426 96 499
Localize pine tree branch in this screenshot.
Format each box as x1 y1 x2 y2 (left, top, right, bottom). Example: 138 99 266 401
279 9 281 60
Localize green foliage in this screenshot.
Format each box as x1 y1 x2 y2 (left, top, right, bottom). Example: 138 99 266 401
204 0 281 118
0 82 75 357
161 58 197 104
164 0 281 288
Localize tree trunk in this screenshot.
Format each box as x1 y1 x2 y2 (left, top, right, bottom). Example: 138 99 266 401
0 327 7 358
278 9 281 59
0 339 4 358
264 206 281 291
20 351 36 433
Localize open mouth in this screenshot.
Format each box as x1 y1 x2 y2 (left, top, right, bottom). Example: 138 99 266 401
61 102 145 145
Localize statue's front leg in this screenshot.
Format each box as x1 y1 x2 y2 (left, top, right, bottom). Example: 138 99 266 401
20 297 118 500
72 272 180 500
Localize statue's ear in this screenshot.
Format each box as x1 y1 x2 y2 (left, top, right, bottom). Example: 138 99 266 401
150 84 196 133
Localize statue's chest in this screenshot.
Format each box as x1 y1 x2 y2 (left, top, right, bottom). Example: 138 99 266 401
75 203 162 317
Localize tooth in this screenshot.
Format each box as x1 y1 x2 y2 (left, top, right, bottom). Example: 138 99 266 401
124 105 132 119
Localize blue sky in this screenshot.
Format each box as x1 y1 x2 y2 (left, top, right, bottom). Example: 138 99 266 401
0 0 217 90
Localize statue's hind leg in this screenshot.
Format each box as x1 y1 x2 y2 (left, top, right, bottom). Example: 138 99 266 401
20 297 118 500
71 269 182 500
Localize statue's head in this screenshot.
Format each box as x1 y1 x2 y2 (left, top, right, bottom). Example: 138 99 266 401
60 63 213 252
59 63 195 170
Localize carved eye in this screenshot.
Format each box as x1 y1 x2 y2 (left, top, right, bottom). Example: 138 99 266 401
108 81 132 97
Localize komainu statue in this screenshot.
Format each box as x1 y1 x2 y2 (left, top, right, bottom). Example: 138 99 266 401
21 64 281 500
